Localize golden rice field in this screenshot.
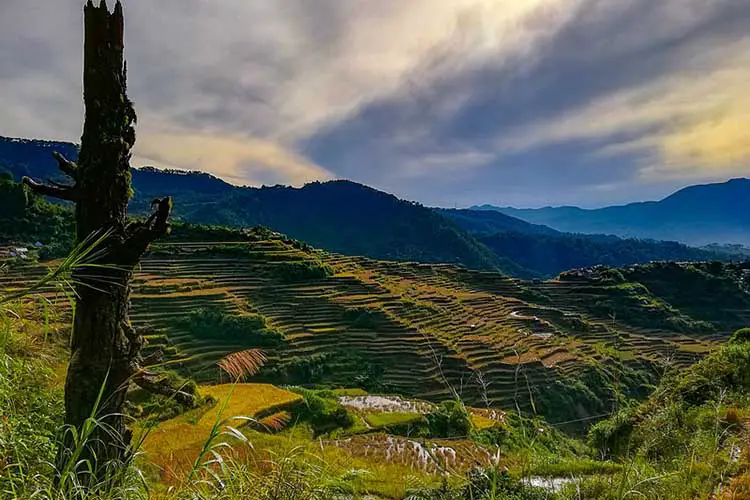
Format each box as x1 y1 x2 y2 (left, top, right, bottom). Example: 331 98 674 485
141 383 302 479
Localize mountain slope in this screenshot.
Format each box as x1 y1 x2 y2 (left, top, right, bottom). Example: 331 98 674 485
436 208 561 236
0 136 513 273
475 178 750 245
4 229 749 426
176 180 522 273
443 208 726 277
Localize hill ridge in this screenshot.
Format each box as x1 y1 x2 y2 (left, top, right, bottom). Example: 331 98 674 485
473 177 750 245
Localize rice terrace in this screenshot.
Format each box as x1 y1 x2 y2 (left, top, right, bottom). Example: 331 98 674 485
5 228 747 420
3 0 750 499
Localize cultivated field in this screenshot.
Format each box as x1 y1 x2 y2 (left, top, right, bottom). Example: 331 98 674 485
2 236 748 424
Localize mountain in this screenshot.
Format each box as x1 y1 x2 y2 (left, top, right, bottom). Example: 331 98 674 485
435 208 561 236
172 180 528 273
442 208 727 277
474 178 750 246
476 232 725 278
0 136 735 278
5 230 750 426
0 136 515 274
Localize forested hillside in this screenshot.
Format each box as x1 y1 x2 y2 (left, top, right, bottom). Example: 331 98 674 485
2 136 738 279
443 208 727 277
0 137 513 273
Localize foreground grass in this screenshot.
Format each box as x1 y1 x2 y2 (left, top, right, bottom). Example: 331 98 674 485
3 264 750 499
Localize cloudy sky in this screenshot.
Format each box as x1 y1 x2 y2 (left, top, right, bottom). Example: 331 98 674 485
1 0 748 207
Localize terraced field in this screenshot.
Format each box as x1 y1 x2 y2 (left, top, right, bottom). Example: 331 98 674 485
2 235 749 424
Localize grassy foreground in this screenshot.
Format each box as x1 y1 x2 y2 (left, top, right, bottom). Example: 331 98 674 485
2 243 750 498
3 289 750 499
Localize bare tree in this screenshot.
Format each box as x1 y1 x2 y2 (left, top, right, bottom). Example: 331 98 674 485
22 0 186 475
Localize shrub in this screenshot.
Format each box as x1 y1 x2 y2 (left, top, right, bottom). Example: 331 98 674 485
463 468 548 500
342 307 380 328
265 352 336 384
730 327 750 344
177 308 284 346
425 400 471 438
290 388 354 435
274 260 333 283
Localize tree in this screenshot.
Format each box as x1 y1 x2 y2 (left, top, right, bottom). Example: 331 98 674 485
22 0 189 478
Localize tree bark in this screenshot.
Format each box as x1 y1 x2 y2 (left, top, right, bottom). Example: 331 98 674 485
23 0 178 480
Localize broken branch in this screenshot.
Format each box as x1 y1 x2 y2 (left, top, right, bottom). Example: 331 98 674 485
22 176 79 202
53 152 78 180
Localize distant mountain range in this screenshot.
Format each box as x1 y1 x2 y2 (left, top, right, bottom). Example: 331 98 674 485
473 178 750 246
0 136 739 277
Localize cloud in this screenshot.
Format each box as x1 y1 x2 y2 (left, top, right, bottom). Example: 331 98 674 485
303 0 750 205
0 0 748 206
135 131 333 187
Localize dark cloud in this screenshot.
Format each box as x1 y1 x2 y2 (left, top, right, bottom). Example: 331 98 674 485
302 0 750 206
1 0 749 206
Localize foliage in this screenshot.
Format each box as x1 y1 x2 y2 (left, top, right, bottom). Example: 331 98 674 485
0 177 73 255
342 307 382 328
273 259 333 283
587 280 716 333
463 468 549 500
126 371 204 422
623 261 750 324
289 388 355 435
176 308 284 347
589 329 750 475
264 352 337 385
730 327 750 344
0 311 63 494
424 400 472 438
476 231 728 279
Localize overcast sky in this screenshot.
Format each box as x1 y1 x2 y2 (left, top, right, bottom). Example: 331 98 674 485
1 0 748 207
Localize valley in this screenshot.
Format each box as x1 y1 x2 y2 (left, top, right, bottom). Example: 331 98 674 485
3 1 750 496
4 229 747 428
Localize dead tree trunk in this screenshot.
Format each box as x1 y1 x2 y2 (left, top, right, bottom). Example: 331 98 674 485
23 0 180 476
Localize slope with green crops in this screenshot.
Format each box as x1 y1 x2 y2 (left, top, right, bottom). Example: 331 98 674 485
4 229 747 427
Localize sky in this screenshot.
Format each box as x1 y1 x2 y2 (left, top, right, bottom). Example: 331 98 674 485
0 1 749 208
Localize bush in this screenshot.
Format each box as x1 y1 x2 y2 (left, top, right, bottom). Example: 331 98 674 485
729 327 750 344
274 260 333 283
265 352 336 384
290 388 354 435
342 307 381 328
0 340 62 492
425 400 471 438
177 308 284 346
463 468 548 500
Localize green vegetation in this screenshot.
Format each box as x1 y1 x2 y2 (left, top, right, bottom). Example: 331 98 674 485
425 400 472 438
2 185 750 498
289 388 356 435
342 307 382 328
126 371 208 422
364 411 424 429
4 262 750 499
476 231 727 278
0 305 63 494
0 175 73 255
623 261 750 326
580 329 750 498
177 308 284 347
273 259 334 283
